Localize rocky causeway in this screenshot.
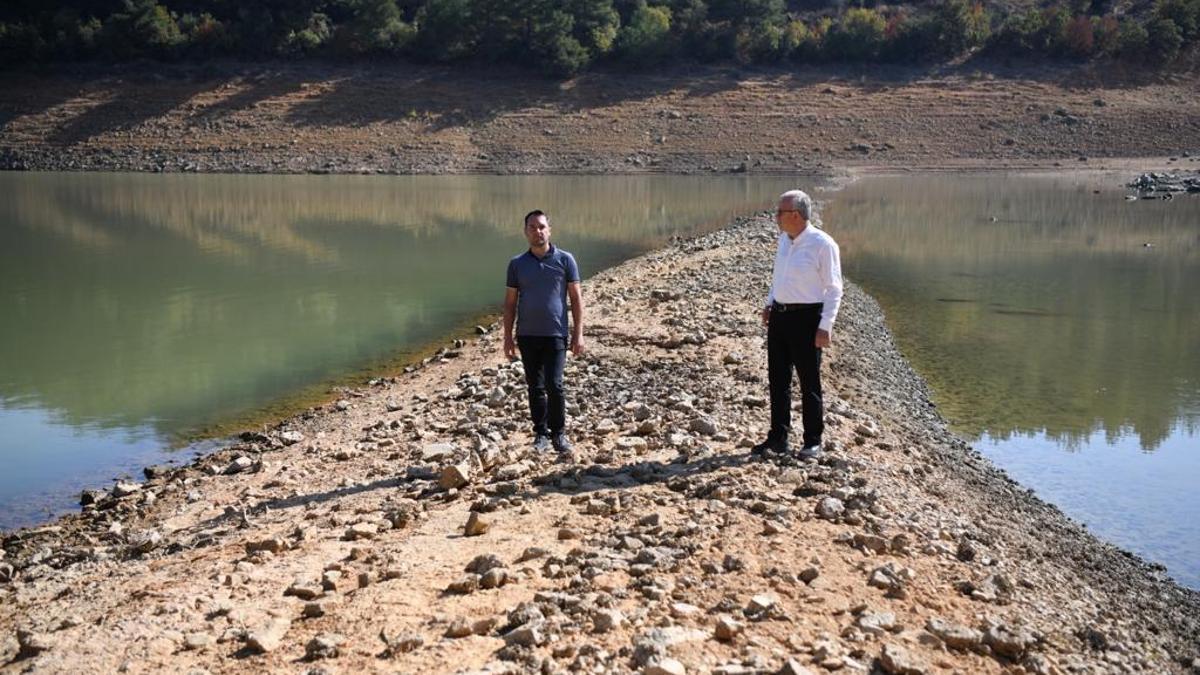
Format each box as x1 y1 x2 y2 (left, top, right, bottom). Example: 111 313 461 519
1 212 1197 674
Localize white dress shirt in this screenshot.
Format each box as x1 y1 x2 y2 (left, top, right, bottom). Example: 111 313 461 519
764 226 844 333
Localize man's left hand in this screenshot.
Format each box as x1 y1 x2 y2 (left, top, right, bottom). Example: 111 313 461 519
815 329 831 348
570 337 586 356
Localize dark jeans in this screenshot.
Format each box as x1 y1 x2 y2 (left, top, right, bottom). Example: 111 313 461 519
767 303 824 447
517 336 567 436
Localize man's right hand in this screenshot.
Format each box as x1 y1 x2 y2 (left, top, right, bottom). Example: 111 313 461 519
761 307 771 327
503 336 517 361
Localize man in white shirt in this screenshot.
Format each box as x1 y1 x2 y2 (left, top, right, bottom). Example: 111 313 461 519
753 190 844 461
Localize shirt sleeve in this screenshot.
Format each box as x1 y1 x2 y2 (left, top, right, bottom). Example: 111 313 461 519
506 259 518 289
564 253 581 283
818 239 844 333
764 235 780 308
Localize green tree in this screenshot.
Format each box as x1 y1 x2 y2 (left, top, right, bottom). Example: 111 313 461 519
518 0 620 75
282 11 331 53
1145 16 1183 62
0 21 46 64
615 2 672 62
101 0 183 59
230 0 329 57
783 19 822 62
178 12 230 57
1038 5 1072 54
928 0 990 57
734 18 785 62
1154 0 1198 40
334 0 415 54
413 0 478 61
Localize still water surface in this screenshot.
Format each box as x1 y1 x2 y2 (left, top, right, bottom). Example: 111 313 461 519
0 172 802 528
824 173 1200 589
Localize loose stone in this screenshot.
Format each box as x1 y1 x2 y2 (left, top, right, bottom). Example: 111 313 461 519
714 616 743 641
463 512 490 537
438 462 472 490
878 643 928 675
644 658 687 675
246 617 291 653
305 633 343 660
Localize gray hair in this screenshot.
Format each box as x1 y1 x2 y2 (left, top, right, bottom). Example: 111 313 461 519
779 189 815 221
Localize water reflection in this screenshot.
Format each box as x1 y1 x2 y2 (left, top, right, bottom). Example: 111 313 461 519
0 172 803 528
823 172 1200 588
826 173 1200 451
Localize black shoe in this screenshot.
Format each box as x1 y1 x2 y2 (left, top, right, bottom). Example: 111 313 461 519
751 438 789 455
552 433 572 454
533 433 551 451
797 443 823 461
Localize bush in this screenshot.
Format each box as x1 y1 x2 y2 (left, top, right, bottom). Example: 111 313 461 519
882 13 937 62
1115 16 1149 58
1092 15 1120 55
1062 15 1094 56
47 10 102 59
993 8 1050 54
928 0 991 57
179 12 230 58
615 3 673 63
734 18 785 62
783 19 822 61
824 7 886 61
1041 5 1072 55
282 12 331 54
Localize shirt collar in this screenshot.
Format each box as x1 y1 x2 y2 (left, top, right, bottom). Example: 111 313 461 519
527 243 556 261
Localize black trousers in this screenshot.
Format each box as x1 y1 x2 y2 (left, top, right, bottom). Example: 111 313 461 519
517 336 567 436
767 303 824 447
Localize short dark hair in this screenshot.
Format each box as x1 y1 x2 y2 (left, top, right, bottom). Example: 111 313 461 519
524 209 547 227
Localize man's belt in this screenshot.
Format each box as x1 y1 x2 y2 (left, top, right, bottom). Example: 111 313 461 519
771 301 823 312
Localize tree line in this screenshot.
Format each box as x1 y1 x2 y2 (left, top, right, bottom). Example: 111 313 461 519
1 0 1197 74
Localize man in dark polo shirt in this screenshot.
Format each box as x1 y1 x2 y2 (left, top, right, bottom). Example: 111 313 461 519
503 210 585 455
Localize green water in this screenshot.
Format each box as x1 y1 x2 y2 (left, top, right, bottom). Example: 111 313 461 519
823 172 1200 589
0 172 803 528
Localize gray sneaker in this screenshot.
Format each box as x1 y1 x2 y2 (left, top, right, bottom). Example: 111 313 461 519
797 444 823 461
533 433 552 451
552 433 572 454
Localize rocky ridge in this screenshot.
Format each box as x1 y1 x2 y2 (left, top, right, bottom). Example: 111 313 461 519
1 215 1198 674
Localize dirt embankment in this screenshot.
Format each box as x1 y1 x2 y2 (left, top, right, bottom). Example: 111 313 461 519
1 215 1197 674
1 62 1199 176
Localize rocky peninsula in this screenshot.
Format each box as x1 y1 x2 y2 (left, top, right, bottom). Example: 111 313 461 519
2 213 1197 674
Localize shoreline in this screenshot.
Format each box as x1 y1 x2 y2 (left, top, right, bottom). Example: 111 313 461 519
3 63 1198 179
2 212 1196 673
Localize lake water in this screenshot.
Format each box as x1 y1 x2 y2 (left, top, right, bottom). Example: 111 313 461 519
0 172 803 529
823 172 1200 589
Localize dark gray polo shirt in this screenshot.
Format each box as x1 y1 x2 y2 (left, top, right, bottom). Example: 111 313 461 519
506 245 580 338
